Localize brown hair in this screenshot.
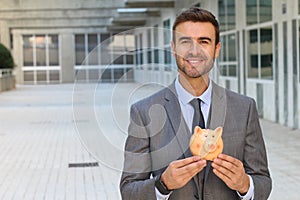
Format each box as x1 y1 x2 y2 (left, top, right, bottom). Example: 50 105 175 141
172 7 220 45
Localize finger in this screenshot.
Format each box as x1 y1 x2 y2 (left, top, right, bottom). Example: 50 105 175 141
212 158 236 174
217 154 242 167
177 159 206 175
178 160 207 181
171 156 202 168
212 160 234 179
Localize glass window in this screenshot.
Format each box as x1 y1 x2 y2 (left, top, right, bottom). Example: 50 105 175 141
228 34 236 61
22 34 60 83
23 34 60 67
246 0 258 25
75 34 85 65
246 0 272 25
227 0 235 30
88 34 98 65
164 47 171 64
48 35 59 66
219 33 237 77
139 33 144 65
248 29 259 78
260 26 273 79
260 0 272 23
163 19 171 45
24 71 34 82
218 0 236 31
35 35 46 66
164 19 172 69
49 70 60 82
247 26 273 79
36 70 47 82
147 29 152 64
23 35 34 66
153 25 161 67
100 33 111 65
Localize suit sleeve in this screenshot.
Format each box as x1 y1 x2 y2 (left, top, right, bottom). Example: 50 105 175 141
244 99 272 199
119 104 157 200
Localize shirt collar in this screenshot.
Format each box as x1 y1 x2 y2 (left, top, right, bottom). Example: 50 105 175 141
175 75 212 106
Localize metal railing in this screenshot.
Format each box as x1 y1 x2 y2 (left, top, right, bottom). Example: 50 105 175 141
0 69 13 78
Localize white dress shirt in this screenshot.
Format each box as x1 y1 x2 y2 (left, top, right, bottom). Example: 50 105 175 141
155 76 254 200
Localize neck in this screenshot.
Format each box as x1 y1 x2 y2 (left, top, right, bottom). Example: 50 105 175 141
178 73 209 96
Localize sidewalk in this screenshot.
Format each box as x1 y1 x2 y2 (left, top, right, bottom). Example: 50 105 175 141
0 83 298 200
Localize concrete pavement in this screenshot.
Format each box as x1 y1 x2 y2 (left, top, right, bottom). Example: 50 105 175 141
0 83 298 200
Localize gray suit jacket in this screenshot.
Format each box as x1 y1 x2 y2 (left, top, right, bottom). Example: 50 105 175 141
120 81 271 200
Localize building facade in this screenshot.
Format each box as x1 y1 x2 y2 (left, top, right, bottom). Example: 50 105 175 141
0 0 299 129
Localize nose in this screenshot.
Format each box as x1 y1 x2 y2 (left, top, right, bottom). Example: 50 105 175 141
189 41 201 55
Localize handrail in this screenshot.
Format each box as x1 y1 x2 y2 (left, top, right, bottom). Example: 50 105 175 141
0 69 13 78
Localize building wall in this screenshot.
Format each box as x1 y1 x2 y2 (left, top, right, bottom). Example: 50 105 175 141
0 0 124 84
132 0 300 129
1 0 300 129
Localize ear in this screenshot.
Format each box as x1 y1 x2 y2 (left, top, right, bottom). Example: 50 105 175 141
194 126 203 135
215 127 223 136
214 42 221 59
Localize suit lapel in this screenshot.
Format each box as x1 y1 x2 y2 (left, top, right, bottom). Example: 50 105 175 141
163 82 192 158
164 82 200 190
205 81 227 182
207 81 227 129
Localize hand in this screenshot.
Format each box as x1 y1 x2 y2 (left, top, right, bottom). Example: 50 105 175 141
212 154 250 194
161 156 206 190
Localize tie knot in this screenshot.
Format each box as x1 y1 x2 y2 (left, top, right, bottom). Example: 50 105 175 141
190 98 201 110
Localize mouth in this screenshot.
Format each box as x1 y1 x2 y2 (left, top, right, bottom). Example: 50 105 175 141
184 57 206 66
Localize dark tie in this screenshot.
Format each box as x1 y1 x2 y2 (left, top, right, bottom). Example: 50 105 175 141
190 98 206 200
190 98 205 131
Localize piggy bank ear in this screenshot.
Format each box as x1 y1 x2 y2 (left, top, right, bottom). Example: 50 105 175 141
214 127 223 136
194 126 203 135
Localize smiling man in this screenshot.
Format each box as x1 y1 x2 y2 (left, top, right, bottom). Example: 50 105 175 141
120 8 271 200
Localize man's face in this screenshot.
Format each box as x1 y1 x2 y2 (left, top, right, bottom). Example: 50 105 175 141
172 21 220 79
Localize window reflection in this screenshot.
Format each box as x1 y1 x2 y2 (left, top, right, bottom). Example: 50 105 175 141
248 29 259 78
259 0 272 23
88 34 98 65
23 35 34 66
100 33 111 65
247 26 273 79
260 27 273 79
49 35 59 66
23 34 59 67
246 0 272 25
35 35 46 66
228 34 236 61
75 35 85 65
22 34 60 83
218 0 236 31
219 33 237 77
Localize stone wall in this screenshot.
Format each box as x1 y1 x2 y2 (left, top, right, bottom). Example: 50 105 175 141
0 69 15 92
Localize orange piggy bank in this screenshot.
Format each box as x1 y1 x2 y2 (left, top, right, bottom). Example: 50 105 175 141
189 126 223 161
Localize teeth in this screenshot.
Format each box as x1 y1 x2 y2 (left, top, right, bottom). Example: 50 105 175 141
188 60 202 64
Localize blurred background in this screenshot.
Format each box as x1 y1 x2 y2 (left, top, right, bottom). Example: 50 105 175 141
0 1 299 199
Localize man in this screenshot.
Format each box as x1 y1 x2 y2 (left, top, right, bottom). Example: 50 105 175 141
120 8 271 200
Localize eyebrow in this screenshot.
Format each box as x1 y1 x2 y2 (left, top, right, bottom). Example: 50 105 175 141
178 36 212 42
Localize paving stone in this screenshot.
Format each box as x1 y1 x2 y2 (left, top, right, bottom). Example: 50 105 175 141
0 83 298 200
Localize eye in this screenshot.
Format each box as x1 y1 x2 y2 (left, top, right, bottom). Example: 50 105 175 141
181 40 191 44
199 40 209 45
